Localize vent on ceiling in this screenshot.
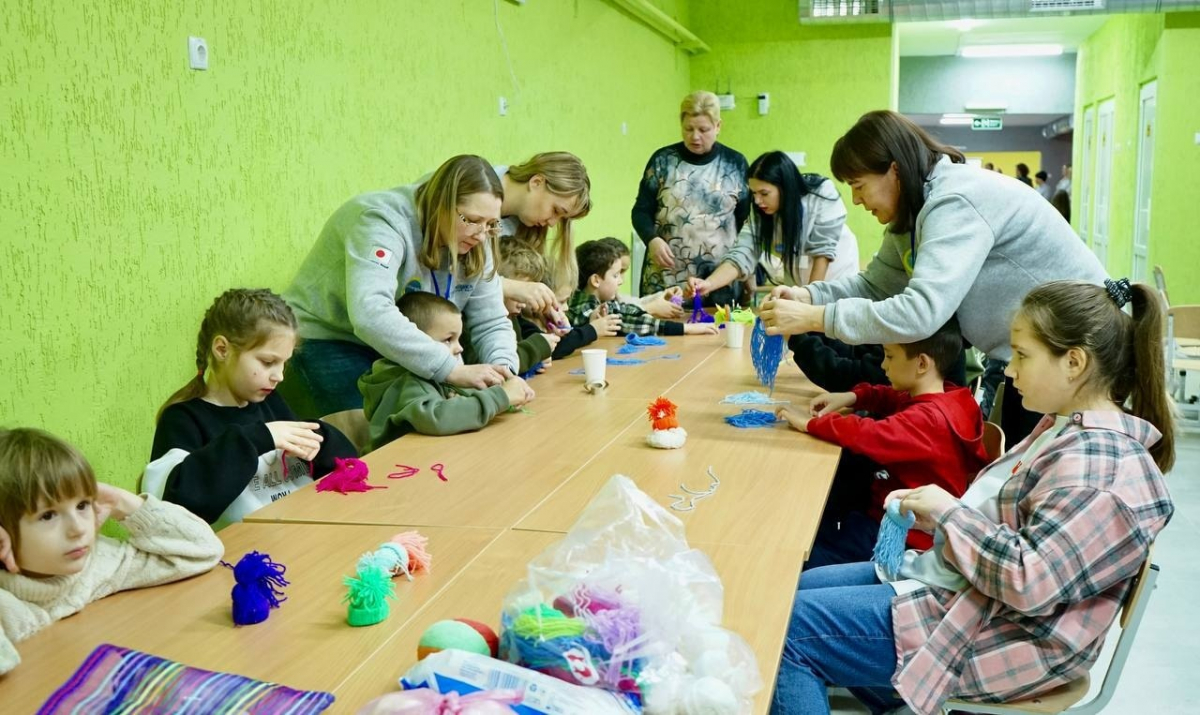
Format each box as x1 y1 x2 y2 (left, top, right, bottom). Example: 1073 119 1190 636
1030 0 1105 11
803 0 890 22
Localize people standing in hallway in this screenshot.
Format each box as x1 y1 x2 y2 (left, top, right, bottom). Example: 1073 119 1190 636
1056 163 1072 196
1035 170 1055 200
280 155 518 417
1015 162 1033 187
758 111 1108 445
632 90 750 306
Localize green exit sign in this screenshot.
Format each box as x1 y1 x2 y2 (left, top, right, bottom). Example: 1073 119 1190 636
972 115 1003 131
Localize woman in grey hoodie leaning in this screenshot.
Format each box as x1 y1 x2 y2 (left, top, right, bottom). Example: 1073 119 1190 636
759 110 1107 443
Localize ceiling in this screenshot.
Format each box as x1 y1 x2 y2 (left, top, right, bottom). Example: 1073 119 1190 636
897 15 1109 56
906 113 1067 127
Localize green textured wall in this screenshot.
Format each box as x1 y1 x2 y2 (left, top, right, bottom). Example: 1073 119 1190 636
1073 13 1164 279
688 2 895 257
0 0 691 489
1149 13 1200 304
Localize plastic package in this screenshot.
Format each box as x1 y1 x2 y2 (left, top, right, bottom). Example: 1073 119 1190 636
498 475 761 714
395 649 639 715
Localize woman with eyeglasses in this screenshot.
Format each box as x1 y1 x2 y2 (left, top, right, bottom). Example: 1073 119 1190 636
279 155 519 416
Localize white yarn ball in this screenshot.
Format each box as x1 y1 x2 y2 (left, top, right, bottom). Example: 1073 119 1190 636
647 427 688 449
678 676 739 715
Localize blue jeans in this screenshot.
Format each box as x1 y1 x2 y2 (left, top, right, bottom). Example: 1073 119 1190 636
771 563 904 715
280 339 380 417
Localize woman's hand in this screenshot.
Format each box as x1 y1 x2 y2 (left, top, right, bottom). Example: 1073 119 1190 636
883 486 962 533
0 524 17 573
447 364 508 390
776 405 810 433
759 297 824 337
769 285 812 303
266 421 324 460
544 305 570 334
589 304 622 337
648 237 676 269
505 279 558 314
810 391 857 417
93 482 145 526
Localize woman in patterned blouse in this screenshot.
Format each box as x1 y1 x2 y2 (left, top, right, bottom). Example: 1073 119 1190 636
630 91 750 304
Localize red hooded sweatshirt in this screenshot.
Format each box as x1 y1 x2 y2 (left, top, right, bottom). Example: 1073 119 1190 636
806 382 990 550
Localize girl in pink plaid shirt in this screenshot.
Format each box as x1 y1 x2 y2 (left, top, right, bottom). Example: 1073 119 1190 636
772 279 1175 715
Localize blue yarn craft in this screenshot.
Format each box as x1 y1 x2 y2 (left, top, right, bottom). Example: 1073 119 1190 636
720 391 788 405
688 293 715 324
751 318 785 393
626 333 666 346
724 409 781 428
222 551 289 626
519 361 544 379
873 500 916 580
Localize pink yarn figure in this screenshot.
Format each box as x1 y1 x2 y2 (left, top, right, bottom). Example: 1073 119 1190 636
316 457 386 494
391 531 433 576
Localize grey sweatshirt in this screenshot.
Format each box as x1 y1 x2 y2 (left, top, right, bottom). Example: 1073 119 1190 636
807 157 1107 360
284 184 518 381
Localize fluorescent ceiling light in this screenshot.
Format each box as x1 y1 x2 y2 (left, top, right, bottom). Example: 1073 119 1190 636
960 44 1063 58
949 19 979 32
942 113 974 119
939 116 974 126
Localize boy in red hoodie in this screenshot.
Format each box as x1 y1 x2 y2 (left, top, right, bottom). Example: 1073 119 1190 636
777 319 990 570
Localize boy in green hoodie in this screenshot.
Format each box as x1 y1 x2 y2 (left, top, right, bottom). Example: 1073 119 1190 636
358 292 534 450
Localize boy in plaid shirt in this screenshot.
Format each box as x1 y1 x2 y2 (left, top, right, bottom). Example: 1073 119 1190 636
566 240 716 337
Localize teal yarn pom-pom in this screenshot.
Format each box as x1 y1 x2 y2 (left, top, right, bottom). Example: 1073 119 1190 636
873 500 916 580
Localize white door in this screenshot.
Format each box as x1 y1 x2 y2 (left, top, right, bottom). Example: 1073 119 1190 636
1132 81 1157 283
1091 99 1115 268
1079 106 1095 243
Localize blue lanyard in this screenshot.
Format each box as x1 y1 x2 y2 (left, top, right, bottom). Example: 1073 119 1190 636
429 271 453 300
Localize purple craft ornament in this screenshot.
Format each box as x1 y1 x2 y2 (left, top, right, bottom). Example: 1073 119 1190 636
223 551 289 626
688 293 714 324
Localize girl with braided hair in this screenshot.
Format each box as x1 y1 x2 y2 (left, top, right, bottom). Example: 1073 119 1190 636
144 288 356 528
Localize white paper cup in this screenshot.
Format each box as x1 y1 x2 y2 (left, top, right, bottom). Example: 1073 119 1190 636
581 348 607 387
724 323 745 349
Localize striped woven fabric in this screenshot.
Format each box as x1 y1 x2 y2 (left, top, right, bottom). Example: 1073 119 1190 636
37 644 335 714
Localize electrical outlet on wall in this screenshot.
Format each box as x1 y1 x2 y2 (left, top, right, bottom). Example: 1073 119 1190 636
188 36 208 70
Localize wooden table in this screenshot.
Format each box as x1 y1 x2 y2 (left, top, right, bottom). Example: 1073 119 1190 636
246 397 650 529
331 529 805 714
0 522 502 713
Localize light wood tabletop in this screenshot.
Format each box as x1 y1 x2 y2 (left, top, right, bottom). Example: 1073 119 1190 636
0 522 502 714
245 397 650 529
330 529 803 715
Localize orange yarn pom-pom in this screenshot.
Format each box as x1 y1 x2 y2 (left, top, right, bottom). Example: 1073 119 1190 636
647 397 679 431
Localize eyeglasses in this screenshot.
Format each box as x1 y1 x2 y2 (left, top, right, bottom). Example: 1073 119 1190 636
458 214 503 239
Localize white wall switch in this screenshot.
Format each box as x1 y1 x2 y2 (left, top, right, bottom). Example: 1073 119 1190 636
499 96 508 116
786 151 806 167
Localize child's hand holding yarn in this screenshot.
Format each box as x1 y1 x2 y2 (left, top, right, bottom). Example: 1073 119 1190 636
646 291 685 320
0 524 17 573
884 485 962 533
775 405 811 433
684 322 719 335
93 482 145 527
502 376 535 407
266 421 324 461
810 391 857 417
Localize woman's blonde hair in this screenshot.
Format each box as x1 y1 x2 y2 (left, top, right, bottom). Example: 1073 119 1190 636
417 155 504 281
158 288 297 421
680 90 721 124
0 428 98 554
505 152 590 292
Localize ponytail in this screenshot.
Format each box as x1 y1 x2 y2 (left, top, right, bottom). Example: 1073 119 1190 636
157 288 297 422
1020 280 1175 473
1127 284 1175 472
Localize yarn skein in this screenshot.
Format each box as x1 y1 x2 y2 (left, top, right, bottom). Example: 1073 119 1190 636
873 499 916 580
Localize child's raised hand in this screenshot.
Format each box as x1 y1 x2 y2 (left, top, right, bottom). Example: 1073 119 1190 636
0 524 17 573
502 376 535 407
884 486 961 533
683 322 719 336
266 421 324 461
810 391 857 417
93 482 145 527
590 307 621 337
776 405 810 433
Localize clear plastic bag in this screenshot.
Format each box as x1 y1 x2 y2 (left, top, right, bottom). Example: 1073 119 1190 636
498 475 761 714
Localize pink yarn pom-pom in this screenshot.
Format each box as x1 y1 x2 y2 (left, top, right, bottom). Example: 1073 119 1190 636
391 531 432 575
316 457 386 495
